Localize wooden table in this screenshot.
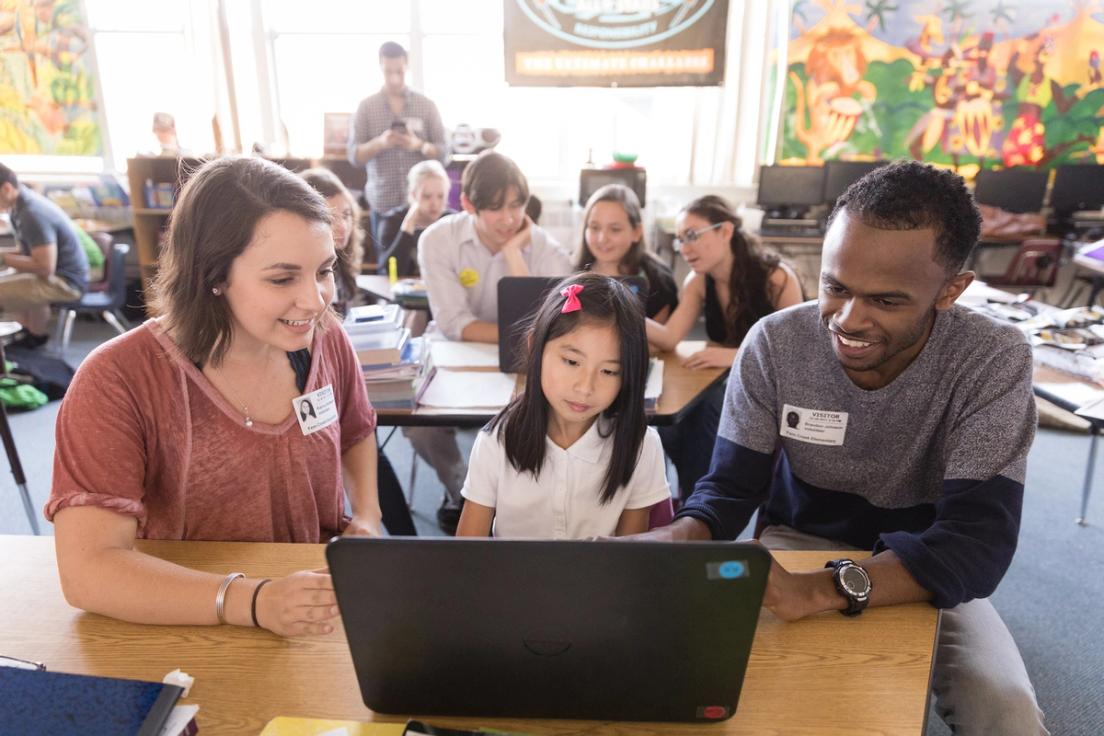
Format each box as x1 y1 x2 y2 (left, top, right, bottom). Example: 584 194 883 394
375 341 725 428
0 536 938 736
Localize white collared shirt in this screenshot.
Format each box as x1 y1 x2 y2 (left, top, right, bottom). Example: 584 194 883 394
461 421 672 539
417 212 572 340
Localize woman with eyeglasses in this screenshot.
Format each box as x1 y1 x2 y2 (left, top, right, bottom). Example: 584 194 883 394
647 195 802 502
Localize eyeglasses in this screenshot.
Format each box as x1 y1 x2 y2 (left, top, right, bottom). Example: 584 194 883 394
673 222 723 251
0 654 45 671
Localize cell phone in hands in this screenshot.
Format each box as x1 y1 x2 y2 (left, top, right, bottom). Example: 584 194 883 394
390 120 408 134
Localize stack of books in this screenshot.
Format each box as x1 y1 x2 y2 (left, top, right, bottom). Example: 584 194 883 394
1020 306 1104 382
344 305 431 409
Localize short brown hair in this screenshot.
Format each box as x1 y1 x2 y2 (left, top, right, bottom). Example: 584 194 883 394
150 156 332 366
461 150 528 211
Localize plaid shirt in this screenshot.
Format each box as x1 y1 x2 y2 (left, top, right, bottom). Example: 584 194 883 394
346 87 448 212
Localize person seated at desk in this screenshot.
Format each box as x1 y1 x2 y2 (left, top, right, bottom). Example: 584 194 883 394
646 195 802 502
301 168 365 317
0 162 89 349
456 273 670 538
46 157 389 638
415 150 571 533
648 162 1047 735
375 159 455 277
575 184 678 322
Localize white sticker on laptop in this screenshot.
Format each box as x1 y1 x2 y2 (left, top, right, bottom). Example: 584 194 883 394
293 384 338 436
780 404 848 446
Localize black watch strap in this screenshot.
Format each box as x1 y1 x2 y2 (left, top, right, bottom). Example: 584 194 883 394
825 558 871 617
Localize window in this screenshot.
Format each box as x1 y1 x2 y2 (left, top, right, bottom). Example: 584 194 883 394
86 0 217 171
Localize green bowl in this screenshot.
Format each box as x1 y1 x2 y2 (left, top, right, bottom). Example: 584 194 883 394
612 152 638 164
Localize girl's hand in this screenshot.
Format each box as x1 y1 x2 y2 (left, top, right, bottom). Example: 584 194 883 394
681 346 736 370
343 514 383 537
255 570 340 637
400 204 420 234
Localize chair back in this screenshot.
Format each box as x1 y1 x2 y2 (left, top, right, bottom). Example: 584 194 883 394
104 243 130 310
998 238 1061 287
87 232 113 292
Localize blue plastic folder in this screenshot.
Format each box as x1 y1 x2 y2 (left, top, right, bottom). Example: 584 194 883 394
0 667 183 736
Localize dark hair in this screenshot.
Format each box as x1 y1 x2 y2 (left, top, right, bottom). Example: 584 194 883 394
461 150 529 211
300 167 362 308
379 42 407 61
576 184 669 289
828 160 981 273
487 272 648 504
681 195 784 346
0 162 18 188
151 157 333 367
525 194 542 224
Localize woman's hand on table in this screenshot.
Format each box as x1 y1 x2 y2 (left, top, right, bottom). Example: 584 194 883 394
343 514 384 537
681 346 736 370
255 569 340 637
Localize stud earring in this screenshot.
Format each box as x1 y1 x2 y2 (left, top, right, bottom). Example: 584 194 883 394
212 287 221 296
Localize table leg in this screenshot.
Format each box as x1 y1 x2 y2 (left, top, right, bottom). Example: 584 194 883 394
0 402 37 535
1078 425 1098 526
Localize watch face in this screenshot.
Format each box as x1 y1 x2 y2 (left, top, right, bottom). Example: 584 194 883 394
840 565 869 595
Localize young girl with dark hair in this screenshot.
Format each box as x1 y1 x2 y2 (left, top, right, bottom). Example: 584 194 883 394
456 272 671 538
648 195 803 503
300 168 363 316
575 184 678 322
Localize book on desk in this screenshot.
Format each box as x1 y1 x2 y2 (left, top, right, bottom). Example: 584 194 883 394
0 667 196 736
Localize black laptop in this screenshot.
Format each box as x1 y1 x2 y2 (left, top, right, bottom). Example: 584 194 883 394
327 537 770 722
496 275 649 373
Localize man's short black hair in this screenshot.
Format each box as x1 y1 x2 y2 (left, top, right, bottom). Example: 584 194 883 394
0 162 18 188
379 42 407 62
462 151 529 211
828 160 981 273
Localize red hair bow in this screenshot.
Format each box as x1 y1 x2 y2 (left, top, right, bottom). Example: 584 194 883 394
560 284 584 313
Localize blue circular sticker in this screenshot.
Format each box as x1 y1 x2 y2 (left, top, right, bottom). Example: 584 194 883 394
718 560 745 579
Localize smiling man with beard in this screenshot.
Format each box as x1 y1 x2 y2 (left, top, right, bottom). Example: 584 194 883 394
645 161 1047 735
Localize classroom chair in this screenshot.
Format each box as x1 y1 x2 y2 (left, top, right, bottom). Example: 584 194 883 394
52 239 131 357
979 238 1062 292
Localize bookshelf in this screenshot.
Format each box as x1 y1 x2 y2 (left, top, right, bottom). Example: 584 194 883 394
125 156 311 315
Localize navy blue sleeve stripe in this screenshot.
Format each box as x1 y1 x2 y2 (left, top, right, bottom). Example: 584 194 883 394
763 455 938 550
877 475 1023 609
674 437 774 540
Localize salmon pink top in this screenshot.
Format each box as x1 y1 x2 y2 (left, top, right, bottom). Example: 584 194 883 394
46 318 376 542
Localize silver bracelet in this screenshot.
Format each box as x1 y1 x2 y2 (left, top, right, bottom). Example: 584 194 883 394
215 572 246 625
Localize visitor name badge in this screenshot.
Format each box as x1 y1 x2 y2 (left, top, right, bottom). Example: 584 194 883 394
293 384 338 436
780 403 848 446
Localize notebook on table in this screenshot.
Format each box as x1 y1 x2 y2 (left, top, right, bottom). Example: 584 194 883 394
327 537 770 723
496 275 648 373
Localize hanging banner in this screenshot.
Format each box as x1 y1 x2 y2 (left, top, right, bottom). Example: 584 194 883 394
504 0 728 87
778 1 1104 173
0 0 102 155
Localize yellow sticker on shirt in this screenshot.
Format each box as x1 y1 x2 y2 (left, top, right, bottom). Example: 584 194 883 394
459 268 479 288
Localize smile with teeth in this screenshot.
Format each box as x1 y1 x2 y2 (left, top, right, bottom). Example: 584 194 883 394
280 318 312 327
836 333 873 348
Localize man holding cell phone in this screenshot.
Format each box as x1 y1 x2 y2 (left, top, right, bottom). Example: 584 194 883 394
348 42 448 262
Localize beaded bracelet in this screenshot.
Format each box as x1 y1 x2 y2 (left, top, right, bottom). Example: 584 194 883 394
215 572 245 625
251 578 273 629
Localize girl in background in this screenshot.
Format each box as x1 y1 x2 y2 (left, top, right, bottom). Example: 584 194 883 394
647 195 803 503
456 272 670 538
301 168 363 315
575 184 678 322
376 159 456 277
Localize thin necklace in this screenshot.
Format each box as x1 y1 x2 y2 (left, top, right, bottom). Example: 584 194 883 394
216 349 277 428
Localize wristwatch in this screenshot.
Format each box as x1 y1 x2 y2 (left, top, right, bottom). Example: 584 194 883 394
825 558 872 616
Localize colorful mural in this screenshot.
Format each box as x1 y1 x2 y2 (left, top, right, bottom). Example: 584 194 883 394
0 0 101 155
779 0 1104 177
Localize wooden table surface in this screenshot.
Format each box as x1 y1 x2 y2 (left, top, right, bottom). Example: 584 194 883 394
0 536 937 736
375 341 725 428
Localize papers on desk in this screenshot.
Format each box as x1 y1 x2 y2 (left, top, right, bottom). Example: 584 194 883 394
418 369 516 410
428 340 500 369
261 717 405 736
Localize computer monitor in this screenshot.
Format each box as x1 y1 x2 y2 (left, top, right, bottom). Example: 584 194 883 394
973 168 1048 214
756 165 825 210
1049 164 1104 214
579 167 646 207
823 160 887 204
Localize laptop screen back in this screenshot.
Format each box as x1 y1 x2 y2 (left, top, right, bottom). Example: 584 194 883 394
327 537 769 722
